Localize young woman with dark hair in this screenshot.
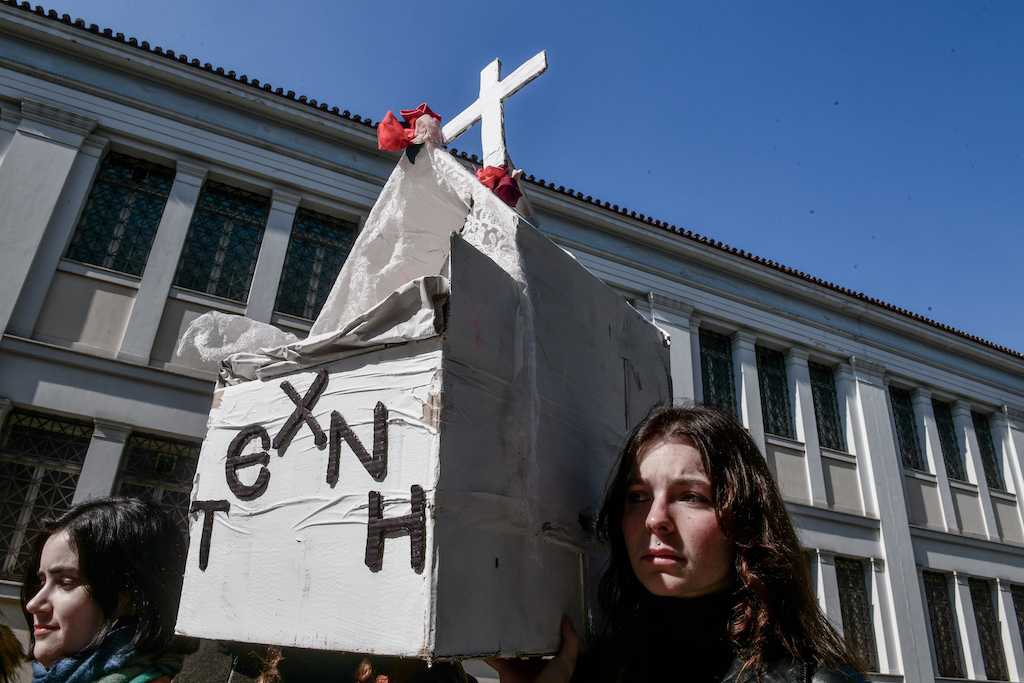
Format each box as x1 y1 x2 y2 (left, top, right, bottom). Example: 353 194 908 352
489 404 869 683
21 497 191 683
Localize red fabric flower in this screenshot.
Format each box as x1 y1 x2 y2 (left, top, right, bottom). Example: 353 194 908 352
400 103 441 126
377 104 442 151
475 165 523 208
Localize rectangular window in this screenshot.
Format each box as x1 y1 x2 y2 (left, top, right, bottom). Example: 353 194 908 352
699 329 736 416
834 557 878 672
0 409 92 580
1012 584 1024 647
275 207 358 320
972 412 1005 491
173 180 269 302
922 571 964 678
114 432 200 534
65 151 175 276
969 578 1009 681
890 387 925 471
756 346 794 439
809 361 845 451
932 400 966 481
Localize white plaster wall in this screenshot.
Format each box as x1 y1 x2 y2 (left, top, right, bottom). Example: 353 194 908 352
33 269 135 350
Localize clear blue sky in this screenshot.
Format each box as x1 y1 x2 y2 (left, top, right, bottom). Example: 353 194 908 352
45 1 1024 353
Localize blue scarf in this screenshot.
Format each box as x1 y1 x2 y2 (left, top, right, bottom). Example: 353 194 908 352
30 626 174 683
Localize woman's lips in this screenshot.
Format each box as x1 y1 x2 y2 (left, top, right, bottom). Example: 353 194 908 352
642 550 683 565
33 624 57 637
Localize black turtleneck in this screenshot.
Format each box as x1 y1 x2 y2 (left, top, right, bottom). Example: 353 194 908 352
573 590 737 683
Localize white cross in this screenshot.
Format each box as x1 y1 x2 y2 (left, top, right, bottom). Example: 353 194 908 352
442 51 548 168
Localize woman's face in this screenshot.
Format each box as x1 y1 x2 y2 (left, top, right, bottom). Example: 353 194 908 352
25 531 105 669
621 438 735 598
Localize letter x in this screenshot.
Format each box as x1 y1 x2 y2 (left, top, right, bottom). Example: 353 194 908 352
273 369 328 451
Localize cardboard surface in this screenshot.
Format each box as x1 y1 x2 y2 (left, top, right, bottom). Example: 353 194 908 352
177 146 670 658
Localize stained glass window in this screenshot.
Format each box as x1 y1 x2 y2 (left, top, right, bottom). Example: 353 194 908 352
114 432 200 534
890 387 925 471
809 361 845 452
275 207 358 320
699 329 736 416
969 578 1008 681
757 346 794 439
835 557 878 672
932 400 966 481
65 151 175 276
0 409 92 580
923 571 964 678
972 412 1005 491
173 180 269 302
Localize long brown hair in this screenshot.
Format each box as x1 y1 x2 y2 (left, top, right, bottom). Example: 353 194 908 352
598 403 865 675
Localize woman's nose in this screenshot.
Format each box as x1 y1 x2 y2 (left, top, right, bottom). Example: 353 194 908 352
26 585 48 614
645 498 674 533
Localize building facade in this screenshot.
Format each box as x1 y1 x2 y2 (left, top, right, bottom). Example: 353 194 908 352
2 3 1024 681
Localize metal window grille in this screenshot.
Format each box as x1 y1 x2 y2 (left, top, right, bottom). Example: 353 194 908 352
114 432 200 535
809 361 845 452
932 400 966 481
969 578 1009 681
1012 584 1024 648
756 346 794 439
275 207 358 320
972 412 1005 491
65 152 174 276
173 180 269 302
890 387 925 471
835 557 879 672
923 571 964 678
699 329 737 416
0 409 92 580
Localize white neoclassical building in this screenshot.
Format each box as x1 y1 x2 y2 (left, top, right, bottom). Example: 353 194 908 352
1 3 1023 682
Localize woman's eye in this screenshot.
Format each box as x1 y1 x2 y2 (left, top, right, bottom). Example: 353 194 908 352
680 492 709 504
626 491 649 504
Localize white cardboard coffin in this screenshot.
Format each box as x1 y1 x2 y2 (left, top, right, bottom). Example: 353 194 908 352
176 145 670 659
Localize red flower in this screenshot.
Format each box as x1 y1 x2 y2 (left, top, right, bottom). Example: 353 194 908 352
475 165 522 208
377 104 442 151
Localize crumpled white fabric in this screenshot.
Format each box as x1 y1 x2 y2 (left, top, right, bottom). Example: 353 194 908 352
176 310 298 362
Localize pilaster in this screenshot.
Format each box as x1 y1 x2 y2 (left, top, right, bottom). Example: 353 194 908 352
0 100 97 334
787 348 827 506
690 315 703 403
7 135 109 337
835 362 877 515
913 389 959 532
814 550 843 632
994 407 1024 539
869 558 896 675
73 419 131 504
117 160 208 363
648 294 695 402
996 578 1024 681
847 356 930 681
952 571 985 680
953 400 999 540
731 330 764 452
245 190 301 322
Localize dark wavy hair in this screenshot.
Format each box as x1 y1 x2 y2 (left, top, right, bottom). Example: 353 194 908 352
597 403 864 675
21 497 186 660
